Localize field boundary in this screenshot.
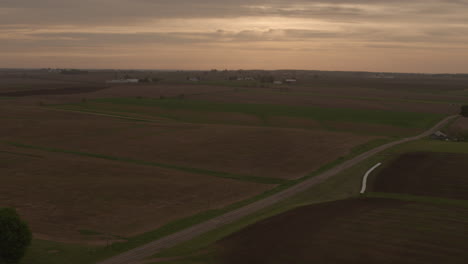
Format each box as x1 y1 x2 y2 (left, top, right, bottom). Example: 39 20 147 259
6 142 288 185
46 106 164 123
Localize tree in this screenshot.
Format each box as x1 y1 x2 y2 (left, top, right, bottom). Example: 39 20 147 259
461 105 468 117
0 208 32 264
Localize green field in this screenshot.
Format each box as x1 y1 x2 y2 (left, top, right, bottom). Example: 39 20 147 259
54 98 444 129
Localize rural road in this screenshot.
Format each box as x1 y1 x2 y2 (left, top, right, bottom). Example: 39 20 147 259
98 115 458 264
360 163 382 194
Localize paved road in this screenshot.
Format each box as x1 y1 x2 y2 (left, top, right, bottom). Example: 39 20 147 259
360 163 382 194
98 115 458 264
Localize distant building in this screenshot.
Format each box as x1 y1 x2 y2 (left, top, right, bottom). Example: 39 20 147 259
188 77 200 82
285 79 297 83
371 73 395 79
273 81 283 85
431 131 448 140
106 79 139 84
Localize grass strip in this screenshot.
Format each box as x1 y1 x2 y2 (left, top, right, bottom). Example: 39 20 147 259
0 150 43 158
6 142 288 185
81 97 443 129
364 192 468 208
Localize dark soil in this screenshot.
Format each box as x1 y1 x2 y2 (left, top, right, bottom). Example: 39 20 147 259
373 152 468 200
218 198 468 264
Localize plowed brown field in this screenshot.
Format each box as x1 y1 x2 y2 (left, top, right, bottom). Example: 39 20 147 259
218 198 468 264
373 152 468 200
0 149 270 244
3 109 375 179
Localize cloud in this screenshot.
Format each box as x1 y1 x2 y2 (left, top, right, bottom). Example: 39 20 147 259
1 0 468 26
1 0 468 72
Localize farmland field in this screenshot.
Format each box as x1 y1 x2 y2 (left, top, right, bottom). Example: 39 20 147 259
371 152 468 200
52 97 445 137
1 106 377 180
216 198 468 264
145 141 468 264
0 145 272 244
2 70 468 264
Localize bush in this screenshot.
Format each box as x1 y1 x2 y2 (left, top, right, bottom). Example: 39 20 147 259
0 208 32 264
461 105 468 117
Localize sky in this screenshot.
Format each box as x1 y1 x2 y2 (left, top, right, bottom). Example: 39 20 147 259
1 0 468 73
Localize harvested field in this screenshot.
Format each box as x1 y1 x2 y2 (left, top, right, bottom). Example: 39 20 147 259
193 89 459 115
58 102 264 126
286 83 468 103
28 84 235 105
372 152 468 200
0 77 107 96
0 148 271 244
2 104 377 179
3 110 375 179
217 198 468 264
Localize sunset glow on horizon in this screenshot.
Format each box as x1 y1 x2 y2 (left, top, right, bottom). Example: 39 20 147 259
2 0 468 73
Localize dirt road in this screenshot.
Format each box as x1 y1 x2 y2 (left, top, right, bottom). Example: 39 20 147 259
98 115 458 264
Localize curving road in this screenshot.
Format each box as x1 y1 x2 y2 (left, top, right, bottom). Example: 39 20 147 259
98 115 458 264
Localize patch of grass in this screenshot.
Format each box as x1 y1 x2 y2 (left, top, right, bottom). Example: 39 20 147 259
0 150 43 158
20 239 97 264
6 142 287 185
60 98 444 129
364 192 468 208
